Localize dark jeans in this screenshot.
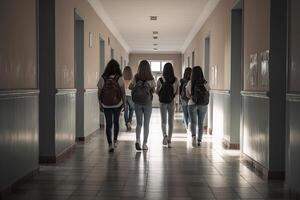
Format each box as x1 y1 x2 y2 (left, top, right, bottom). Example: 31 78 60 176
124 96 134 124
104 107 122 144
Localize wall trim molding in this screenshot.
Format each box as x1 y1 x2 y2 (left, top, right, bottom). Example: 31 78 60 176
241 91 269 99
287 93 300 102
0 90 39 98
241 153 285 180
210 89 230 95
0 168 39 196
222 139 240 150
84 88 98 93
76 129 99 142
39 144 76 164
55 89 77 95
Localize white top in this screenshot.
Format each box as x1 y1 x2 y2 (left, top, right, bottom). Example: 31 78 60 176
156 76 179 96
186 81 210 105
124 80 131 96
97 75 125 108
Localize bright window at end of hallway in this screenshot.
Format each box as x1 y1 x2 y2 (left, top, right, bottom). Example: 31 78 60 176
149 60 173 72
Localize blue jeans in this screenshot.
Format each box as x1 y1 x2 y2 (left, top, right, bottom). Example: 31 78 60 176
103 107 122 144
135 102 152 144
188 104 207 141
181 99 189 129
160 100 175 142
124 96 134 124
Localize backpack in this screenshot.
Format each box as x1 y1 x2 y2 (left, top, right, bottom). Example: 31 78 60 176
100 75 122 106
192 83 209 105
180 79 189 102
132 80 152 105
158 78 175 104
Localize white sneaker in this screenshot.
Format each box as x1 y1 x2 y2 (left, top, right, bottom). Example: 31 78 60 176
114 140 118 148
192 136 196 147
162 135 168 145
142 143 148 150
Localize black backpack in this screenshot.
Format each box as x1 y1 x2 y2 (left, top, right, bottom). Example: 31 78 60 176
158 78 175 104
180 79 189 102
132 80 152 105
100 75 122 106
192 83 209 105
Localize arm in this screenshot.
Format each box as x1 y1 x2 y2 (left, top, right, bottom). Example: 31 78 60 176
119 78 127 110
174 79 179 96
186 81 192 98
97 78 104 111
128 77 135 90
156 78 161 95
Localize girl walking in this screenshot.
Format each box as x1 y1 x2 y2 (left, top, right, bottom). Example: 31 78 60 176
123 66 134 131
186 66 209 147
179 67 192 131
98 59 126 152
130 60 156 151
156 63 179 148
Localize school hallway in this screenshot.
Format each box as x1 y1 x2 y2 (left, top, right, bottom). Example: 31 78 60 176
1 0 300 199
0 110 290 200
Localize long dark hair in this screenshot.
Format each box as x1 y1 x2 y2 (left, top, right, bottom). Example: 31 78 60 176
103 59 122 78
163 62 176 83
183 67 192 81
135 60 154 81
191 66 207 90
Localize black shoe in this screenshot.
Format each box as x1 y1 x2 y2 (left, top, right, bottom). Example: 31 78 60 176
198 141 201 146
108 144 114 152
135 142 142 150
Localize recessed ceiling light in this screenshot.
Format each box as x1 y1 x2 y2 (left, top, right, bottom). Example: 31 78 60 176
153 31 158 35
153 36 158 39
150 16 157 21
153 48 158 51
153 43 158 46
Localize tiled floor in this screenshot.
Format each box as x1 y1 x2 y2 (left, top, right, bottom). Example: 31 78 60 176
4 110 293 200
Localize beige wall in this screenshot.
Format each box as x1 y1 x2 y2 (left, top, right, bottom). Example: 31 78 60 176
0 0 37 89
243 0 270 91
55 0 129 89
128 54 182 79
183 0 235 90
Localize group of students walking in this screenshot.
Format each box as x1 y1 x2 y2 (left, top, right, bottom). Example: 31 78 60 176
98 59 209 152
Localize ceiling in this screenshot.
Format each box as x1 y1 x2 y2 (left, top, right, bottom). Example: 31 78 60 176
89 0 220 53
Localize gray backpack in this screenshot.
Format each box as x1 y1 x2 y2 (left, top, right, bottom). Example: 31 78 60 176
132 80 152 105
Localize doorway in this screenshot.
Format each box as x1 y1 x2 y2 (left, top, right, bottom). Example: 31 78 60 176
75 12 84 139
230 1 243 146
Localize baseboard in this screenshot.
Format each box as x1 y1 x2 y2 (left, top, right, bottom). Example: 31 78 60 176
241 153 285 180
39 144 76 164
76 129 99 142
222 139 240 150
0 168 39 199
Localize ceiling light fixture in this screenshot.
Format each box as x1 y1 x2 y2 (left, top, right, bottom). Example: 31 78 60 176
153 44 158 46
153 48 158 51
153 36 158 39
153 31 158 35
150 16 157 21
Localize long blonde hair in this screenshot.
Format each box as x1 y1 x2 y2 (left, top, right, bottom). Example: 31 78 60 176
135 60 154 81
123 66 133 81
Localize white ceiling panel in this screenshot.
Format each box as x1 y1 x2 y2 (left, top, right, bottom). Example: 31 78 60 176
91 0 218 53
